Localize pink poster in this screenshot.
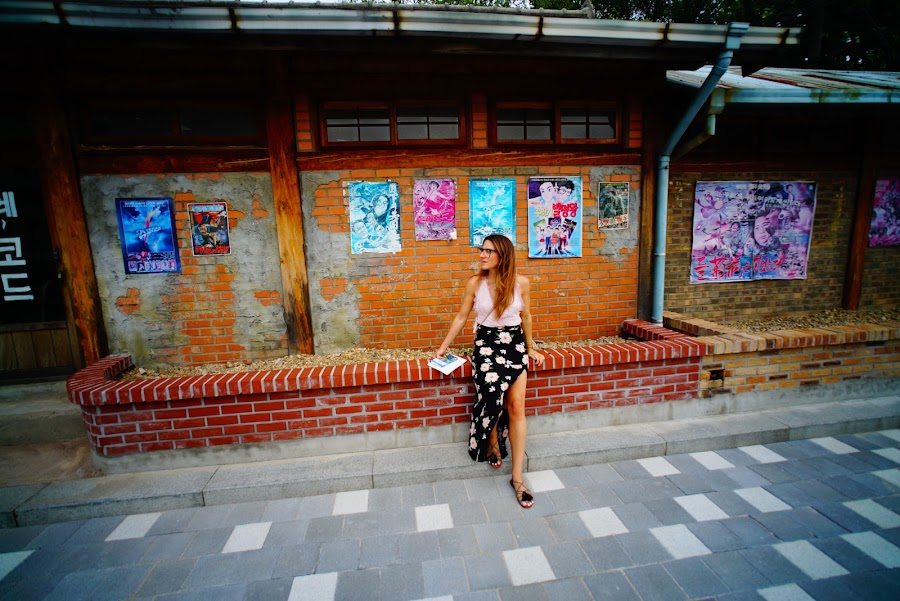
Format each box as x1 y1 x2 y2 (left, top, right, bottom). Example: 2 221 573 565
413 179 456 241
869 178 900 247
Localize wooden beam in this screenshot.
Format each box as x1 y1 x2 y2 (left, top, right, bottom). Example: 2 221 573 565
266 56 314 355
842 123 879 310
34 74 107 368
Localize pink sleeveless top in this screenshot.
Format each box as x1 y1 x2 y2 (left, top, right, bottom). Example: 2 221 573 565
473 277 524 331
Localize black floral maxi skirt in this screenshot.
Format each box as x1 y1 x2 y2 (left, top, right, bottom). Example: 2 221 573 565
468 324 529 462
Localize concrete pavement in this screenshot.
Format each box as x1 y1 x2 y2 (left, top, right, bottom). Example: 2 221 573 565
0 420 898 599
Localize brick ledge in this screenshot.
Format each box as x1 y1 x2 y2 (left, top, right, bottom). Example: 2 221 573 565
67 320 709 406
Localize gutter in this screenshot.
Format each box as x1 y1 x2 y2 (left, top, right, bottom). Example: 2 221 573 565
651 22 748 324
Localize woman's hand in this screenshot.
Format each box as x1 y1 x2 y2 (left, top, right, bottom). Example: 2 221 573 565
528 349 545 366
433 347 449 361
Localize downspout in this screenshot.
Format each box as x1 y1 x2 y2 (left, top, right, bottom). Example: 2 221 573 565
651 22 748 323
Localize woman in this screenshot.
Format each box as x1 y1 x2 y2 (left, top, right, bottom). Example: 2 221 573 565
434 234 545 508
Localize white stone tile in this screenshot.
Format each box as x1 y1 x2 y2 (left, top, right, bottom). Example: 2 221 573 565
503 545 555 586
735 487 791 513
525 470 565 492
758 583 816 601
579 507 629 538
0 550 32 582
333 490 369 515
872 447 900 464
222 521 272 554
674 494 729 522
289 572 338 601
637 457 680 477
105 512 162 541
410 597 454 601
740 445 786 464
650 524 711 559
415 504 454 532
873 468 900 487
690 451 735 471
879 429 900 443
841 531 900 568
844 499 900 529
810 437 858 455
773 540 849 580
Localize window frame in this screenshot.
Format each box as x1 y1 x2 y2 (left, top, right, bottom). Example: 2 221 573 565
319 100 466 149
491 100 621 146
78 98 266 148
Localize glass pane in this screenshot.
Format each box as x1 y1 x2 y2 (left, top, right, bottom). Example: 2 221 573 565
179 107 257 137
327 126 359 142
589 124 615 138
358 109 389 124
525 109 552 124
496 108 524 124
561 124 587 139
90 108 172 137
429 107 458 120
560 108 585 123
497 125 525 140
359 125 390 142
326 109 358 122
398 124 428 139
525 125 551 140
397 107 427 122
429 123 459 139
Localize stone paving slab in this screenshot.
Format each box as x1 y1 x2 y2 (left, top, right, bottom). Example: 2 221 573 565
3 396 900 528
0 484 45 528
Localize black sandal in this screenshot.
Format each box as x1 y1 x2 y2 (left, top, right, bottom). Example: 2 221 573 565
510 479 534 509
487 442 502 469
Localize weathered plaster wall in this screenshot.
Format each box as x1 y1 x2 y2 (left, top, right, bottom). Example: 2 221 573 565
80 173 288 368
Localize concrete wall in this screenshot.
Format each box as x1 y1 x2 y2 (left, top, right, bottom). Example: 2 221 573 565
80 174 288 368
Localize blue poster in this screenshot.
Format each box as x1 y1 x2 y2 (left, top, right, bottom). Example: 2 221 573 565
348 181 401 254
527 176 583 258
115 197 180 275
469 178 516 247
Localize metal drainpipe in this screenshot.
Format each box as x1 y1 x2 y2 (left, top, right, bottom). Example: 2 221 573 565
651 22 748 324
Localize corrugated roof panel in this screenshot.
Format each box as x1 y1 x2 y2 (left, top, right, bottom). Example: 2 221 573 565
669 66 899 103
60 2 230 30
236 7 394 33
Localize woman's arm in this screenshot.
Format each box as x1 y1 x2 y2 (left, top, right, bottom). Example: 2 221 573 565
517 275 545 366
434 275 479 359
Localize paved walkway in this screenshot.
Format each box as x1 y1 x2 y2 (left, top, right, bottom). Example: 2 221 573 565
1 428 899 601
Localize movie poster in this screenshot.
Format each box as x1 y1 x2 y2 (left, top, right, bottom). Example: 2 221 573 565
598 182 629 230
348 181 401 254
413 178 456 241
469 178 516 247
188 202 230 256
690 181 816 283
526 176 583 258
115 197 180 275
869 177 900 247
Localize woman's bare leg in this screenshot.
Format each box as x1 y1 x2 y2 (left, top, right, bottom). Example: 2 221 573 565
506 371 532 507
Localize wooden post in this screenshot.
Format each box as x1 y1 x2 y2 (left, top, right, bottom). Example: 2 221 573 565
842 123 879 310
266 56 315 355
33 75 107 367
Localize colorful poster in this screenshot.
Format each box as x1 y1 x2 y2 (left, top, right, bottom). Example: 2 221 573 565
188 202 230 256
469 178 516 247
348 181 401 254
690 181 816 283
413 178 456 241
115 197 180 275
869 177 900 247
598 182 629 230
527 176 583 258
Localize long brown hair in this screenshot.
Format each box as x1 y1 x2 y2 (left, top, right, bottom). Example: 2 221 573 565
480 233 516 319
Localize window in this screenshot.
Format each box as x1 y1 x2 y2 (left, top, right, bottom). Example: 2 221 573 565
322 102 464 147
81 100 262 146
494 102 619 145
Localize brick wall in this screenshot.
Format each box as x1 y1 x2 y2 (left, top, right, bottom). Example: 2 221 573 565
80 174 288 369
664 170 854 322
861 245 900 309
67 318 900 458
302 166 641 352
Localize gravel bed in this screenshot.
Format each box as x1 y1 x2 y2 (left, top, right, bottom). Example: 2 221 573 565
119 307 900 380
